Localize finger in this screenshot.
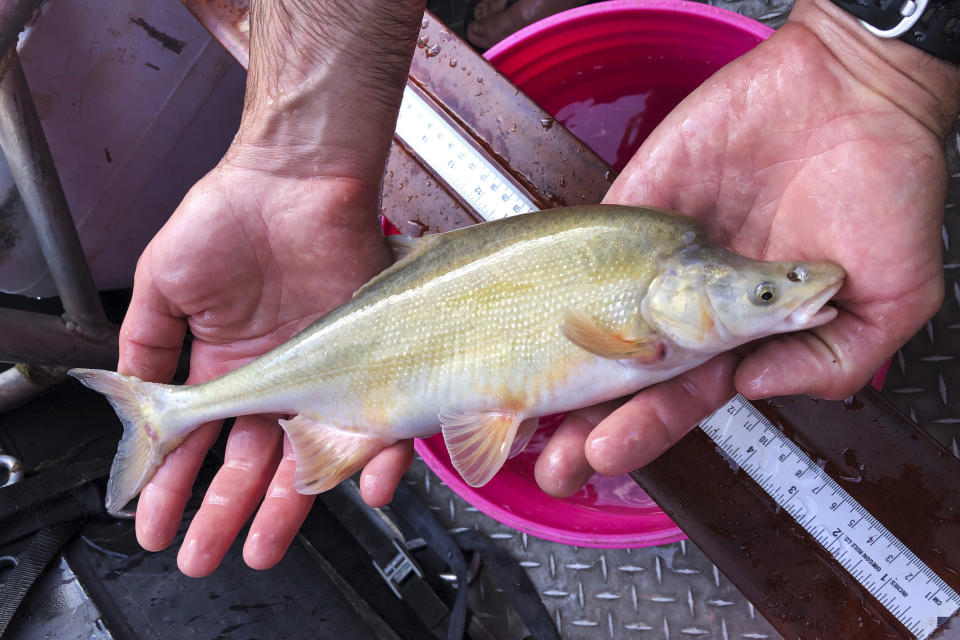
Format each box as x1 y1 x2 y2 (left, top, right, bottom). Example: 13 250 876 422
243 435 316 570
177 415 283 577
135 420 222 551
534 403 620 498
360 441 415 507
585 353 738 475
118 249 187 383
734 305 915 400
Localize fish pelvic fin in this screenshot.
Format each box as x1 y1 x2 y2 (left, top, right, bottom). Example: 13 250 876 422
508 418 539 459
561 309 664 361
279 415 391 494
68 368 182 516
440 410 524 487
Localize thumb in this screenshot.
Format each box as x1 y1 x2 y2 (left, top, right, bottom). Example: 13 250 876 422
117 248 187 383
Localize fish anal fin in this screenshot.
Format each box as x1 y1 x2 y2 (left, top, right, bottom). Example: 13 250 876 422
561 309 663 362
279 415 391 494
440 410 524 487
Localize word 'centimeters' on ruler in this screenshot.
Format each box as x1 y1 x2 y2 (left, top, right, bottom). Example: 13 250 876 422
393 81 960 640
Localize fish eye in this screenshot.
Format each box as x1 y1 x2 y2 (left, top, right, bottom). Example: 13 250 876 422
754 282 777 305
786 266 808 282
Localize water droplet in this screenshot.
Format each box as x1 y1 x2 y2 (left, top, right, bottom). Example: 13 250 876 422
448 58 458 67
417 35 428 48
426 45 440 58
421 18 429 29
539 116 554 130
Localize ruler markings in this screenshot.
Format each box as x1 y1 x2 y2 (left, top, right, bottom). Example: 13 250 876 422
393 82 960 640
701 395 960 639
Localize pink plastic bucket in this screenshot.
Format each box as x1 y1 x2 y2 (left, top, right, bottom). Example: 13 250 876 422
413 1 773 548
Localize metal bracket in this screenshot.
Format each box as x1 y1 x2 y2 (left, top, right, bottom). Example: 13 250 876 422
0 453 22 487
372 538 425 599
859 0 928 38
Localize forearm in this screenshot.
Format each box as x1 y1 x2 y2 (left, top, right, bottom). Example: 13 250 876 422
230 0 427 179
786 0 960 138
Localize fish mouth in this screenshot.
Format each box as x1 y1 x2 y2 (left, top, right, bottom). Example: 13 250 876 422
786 281 843 330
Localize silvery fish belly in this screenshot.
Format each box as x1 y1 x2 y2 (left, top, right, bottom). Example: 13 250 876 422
69 205 845 515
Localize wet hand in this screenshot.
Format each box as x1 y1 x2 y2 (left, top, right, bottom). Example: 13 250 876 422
118 163 414 576
116 0 426 576
537 0 960 495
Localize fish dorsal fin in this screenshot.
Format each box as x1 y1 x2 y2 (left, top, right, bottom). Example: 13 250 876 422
279 414 391 494
352 234 440 298
561 309 664 361
508 418 539 459
385 234 419 260
440 410 524 487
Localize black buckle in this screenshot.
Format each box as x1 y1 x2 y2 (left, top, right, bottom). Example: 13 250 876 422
372 537 426 599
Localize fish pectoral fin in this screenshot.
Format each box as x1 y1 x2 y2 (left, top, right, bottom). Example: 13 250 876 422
440 410 524 487
561 309 664 362
508 418 539 459
279 415 392 494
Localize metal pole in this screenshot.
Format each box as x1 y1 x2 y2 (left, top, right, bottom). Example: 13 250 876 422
0 46 112 335
0 363 67 411
0 307 117 368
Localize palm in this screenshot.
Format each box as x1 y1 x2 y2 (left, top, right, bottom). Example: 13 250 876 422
119 163 400 576
537 24 949 491
606 24 945 397
135 165 392 381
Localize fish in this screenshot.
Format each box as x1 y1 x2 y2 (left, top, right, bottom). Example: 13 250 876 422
69 205 845 515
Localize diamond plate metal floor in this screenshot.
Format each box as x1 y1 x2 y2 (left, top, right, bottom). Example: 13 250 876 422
415 2 960 638
405 459 781 639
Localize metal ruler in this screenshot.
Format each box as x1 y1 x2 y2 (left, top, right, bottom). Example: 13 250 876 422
702 395 960 639
394 82 960 639
396 85 537 221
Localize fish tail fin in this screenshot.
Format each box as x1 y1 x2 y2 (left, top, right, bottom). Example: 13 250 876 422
278 414 391 494
69 368 182 515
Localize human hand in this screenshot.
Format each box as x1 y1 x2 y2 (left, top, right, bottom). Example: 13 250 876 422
117 0 426 576
535 0 960 495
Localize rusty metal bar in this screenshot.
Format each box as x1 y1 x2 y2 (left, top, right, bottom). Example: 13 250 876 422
0 363 67 411
0 307 116 369
0 47 113 336
0 0 44 54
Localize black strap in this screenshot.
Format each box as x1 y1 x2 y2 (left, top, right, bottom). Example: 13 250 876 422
455 530 560 640
0 520 83 638
390 483 471 640
0 457 110 637
0 483 103 547
0 457 111 520
828 0 960 63
391 482 559 640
